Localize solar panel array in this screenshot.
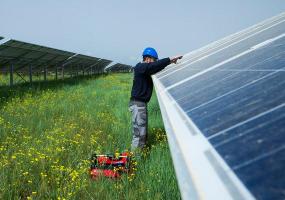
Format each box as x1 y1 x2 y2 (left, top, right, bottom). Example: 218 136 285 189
105 63 133 73
0 39 131 85
153 12 285 200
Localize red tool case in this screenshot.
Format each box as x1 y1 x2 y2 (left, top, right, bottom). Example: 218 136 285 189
90 152 132 179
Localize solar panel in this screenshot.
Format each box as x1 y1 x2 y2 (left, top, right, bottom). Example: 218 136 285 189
0 40 75 72
61 55 112 74
106 63 132 72
153 12 285 200
98 59 112 70
63 54 99 68
0 40 116 76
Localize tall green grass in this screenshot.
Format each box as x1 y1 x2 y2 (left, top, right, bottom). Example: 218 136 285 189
0 74 180 200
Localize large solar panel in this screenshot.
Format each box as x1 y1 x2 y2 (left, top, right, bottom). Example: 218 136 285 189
153 12 285 200
62 55 111 74
98 59 113 71
64 54 99 67
106 63 132 72
0 39 112 76
0 39 76 74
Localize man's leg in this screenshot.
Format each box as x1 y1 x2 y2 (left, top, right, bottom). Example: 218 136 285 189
136 104 147 148
129 101 147 151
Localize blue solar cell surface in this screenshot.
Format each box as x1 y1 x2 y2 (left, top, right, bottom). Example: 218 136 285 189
158 15 285 200
160 19 285 88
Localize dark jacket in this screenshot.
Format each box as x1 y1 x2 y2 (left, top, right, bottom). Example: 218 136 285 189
130 58 171 103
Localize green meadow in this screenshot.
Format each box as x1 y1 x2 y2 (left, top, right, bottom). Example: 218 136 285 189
0 74 180 200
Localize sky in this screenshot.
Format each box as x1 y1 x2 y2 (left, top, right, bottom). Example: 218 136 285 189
1 0 285 65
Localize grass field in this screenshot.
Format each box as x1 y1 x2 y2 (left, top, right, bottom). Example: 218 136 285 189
0 74 180 200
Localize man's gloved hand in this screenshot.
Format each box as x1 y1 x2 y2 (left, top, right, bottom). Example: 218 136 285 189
170 55 183 64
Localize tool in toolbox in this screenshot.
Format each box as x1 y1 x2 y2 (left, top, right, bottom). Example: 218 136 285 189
90 152 132 179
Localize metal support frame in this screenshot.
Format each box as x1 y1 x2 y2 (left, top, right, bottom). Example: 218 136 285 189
9 64 13 86
44 66 47 81
15 71 28 83
55 66 58 80
29 65 33 83
62 66 64 79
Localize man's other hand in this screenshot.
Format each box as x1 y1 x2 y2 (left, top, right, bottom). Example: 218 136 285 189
170 55 183 64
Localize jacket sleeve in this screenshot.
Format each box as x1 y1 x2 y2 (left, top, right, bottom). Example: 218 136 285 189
144 58 171 75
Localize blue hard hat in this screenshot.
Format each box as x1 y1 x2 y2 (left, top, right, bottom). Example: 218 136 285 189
142 47 158 59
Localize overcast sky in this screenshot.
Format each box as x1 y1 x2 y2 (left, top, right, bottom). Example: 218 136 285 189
1 0 285 65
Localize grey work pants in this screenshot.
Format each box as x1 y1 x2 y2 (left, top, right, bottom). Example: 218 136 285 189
129 100 148 150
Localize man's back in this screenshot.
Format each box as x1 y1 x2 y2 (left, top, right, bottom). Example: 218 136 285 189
130 58 171 103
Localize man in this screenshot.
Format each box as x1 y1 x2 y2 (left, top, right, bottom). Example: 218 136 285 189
129 47 183 151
